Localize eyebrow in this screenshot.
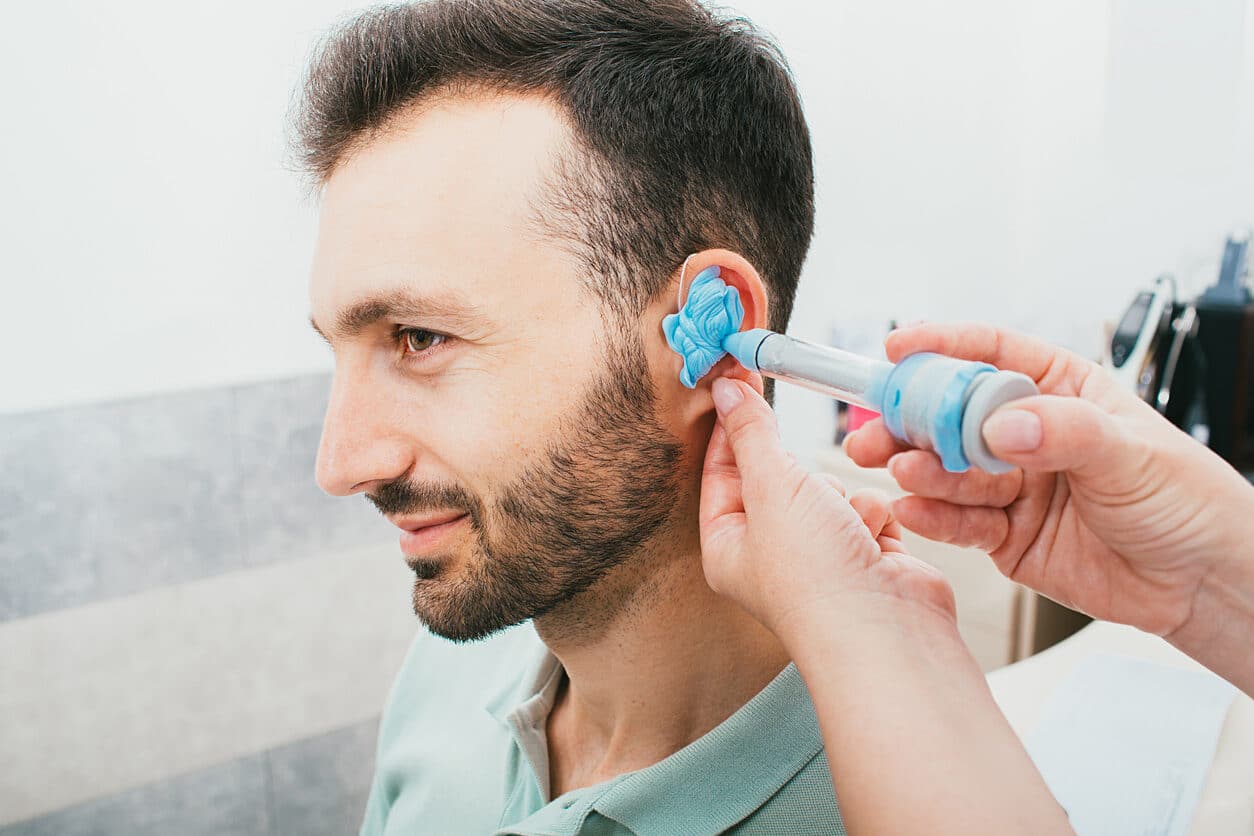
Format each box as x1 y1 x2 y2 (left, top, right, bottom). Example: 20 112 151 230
310 289 486 344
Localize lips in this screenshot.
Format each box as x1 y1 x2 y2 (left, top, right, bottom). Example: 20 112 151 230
394 512 470 559
390 510 468 533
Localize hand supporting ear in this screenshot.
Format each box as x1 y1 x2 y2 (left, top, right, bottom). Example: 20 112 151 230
698 375 956 638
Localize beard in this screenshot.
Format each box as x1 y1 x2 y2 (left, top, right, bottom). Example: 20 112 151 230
366 329 685 643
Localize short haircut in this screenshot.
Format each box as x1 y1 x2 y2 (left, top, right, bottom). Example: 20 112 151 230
292 0 815 335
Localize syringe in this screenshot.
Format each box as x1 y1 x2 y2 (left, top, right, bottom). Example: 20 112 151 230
722 329 1039 474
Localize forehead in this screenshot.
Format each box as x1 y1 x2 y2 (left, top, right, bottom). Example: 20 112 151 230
310 91 580 319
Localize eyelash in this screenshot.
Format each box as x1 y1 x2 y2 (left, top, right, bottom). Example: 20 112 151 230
395 327 452 362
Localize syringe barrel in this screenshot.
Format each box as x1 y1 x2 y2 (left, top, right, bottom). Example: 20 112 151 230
754 334 890 410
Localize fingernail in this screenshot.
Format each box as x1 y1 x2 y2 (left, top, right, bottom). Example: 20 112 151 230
711 377 744 416
983 409 1042 453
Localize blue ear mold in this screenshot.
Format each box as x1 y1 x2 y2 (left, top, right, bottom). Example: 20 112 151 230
662 266 745 388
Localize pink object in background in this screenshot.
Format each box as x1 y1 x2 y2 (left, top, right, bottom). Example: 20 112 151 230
846 405 879 432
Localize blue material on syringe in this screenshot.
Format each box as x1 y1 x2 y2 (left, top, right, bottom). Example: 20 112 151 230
663 267 1039 474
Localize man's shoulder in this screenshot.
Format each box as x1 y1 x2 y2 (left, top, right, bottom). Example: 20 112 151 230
721 665 845 835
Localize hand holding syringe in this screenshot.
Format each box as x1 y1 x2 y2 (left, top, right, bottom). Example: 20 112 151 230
722 328 1039 474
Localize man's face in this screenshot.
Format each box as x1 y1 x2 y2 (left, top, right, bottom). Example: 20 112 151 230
309 92 687 642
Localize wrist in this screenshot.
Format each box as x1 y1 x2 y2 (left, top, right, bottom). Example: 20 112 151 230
771 591 965 670
1166 522 1254 694
1215 480 1254 582
1194 477 1254 631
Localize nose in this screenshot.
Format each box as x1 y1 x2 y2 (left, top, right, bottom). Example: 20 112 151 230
315 370 414 497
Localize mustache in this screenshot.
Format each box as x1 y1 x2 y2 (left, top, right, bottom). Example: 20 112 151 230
366 478 484 526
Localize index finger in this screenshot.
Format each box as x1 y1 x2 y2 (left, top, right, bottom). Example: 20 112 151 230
700 420 746 527
843 416 909 468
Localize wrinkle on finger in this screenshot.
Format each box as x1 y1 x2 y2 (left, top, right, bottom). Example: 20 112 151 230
892 496 1010 553
849 489 893 539
888 450 1022 508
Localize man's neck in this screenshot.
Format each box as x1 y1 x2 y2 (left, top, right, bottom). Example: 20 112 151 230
535 530 790 798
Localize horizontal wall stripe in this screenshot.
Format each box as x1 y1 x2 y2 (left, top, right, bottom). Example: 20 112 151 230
0 374 392 623
0 718 379 836
0 543 416 826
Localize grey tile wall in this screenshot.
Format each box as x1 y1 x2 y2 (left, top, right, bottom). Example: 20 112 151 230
1 754 272 836
235 375 389 568
0 718 380 836
268 718 381 836
2 376 397 833
0 374 390 622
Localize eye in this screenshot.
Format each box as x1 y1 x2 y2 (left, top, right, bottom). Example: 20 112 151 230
398 327 450 357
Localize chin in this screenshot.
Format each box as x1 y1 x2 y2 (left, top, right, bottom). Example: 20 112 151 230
410 571 529 644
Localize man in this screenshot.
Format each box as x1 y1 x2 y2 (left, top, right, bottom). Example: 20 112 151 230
295 1 835 832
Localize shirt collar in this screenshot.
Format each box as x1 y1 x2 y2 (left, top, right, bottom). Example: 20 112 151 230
484 638 566 806
592 662 823 833
488 648 824 835
483 634 562 725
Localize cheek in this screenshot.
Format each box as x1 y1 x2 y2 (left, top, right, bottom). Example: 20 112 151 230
403 345 599 481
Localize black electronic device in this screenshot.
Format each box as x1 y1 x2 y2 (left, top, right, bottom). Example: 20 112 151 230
1107 275 1175 402
1107 230 1254 471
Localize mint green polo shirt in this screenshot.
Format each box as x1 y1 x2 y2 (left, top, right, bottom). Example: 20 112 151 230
359 622 845 835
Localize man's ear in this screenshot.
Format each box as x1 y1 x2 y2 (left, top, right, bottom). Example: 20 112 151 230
649 248 770 426
675 248 769 335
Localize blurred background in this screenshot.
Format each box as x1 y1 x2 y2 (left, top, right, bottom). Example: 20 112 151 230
2 1 1252 833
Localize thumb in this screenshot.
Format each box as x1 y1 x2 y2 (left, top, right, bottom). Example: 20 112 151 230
711 377 791 490
981 394 1130 477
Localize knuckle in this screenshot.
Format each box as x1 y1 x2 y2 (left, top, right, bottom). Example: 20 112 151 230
780 469 811 509
986 472 1022 507
850 487 892 516
986 324 1006 364
723 414 760 446
702 460 740 479
724 405 772 442
819 473 847 497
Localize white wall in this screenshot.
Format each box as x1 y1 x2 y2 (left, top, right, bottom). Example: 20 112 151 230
3 1 1251 450
0 1 373 415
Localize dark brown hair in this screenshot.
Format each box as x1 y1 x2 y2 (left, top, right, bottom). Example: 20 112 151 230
292 0 815 334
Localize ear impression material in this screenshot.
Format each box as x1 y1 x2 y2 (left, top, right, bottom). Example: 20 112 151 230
662 266 745 388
